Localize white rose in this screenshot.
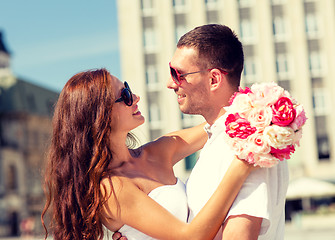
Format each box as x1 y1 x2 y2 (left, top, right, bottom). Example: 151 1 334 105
263 125 295 149
229 94 253 114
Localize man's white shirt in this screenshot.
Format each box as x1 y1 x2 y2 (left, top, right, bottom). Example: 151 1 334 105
186 114 289 240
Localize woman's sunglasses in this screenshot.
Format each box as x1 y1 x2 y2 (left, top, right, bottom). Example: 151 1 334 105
169 62 228 86
115 81 133 106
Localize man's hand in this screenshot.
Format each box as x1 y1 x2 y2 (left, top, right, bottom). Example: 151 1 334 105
112 231 128 240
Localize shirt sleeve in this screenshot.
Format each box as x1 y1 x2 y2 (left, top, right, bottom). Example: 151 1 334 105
225 167 272 235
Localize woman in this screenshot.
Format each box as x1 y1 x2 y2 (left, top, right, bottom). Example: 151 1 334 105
42 68 254 240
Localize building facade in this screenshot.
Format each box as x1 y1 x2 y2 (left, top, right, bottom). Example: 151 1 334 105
117 0 335 181
0 32 59 237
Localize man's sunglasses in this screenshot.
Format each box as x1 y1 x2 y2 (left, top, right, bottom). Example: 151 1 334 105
169 62 228 86
115 81 133 106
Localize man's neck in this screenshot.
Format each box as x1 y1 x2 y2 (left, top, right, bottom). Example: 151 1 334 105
205 107 227 126
204 85 237 125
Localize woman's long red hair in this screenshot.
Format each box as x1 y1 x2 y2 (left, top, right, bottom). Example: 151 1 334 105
41 69 117 240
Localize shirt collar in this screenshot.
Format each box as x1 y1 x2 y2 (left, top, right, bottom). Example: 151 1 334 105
204 113 228 139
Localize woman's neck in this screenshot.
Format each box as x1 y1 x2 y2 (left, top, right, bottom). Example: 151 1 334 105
109 133 133 168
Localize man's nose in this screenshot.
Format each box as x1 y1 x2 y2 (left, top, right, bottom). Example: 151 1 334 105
166 76 178 89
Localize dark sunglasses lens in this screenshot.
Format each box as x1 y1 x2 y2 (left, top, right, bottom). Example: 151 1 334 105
170 67 179 85
122 89 133 106
124 82 131 91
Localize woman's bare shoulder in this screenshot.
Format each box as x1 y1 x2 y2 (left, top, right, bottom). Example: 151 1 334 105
101 175 140 197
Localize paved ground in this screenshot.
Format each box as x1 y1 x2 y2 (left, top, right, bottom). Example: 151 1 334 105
284 213 335 240
285 228 335 240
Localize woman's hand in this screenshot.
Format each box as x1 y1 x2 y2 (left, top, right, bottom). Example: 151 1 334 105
112 231 127 240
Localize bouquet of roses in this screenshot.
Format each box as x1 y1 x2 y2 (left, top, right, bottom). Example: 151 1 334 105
224 82 307 168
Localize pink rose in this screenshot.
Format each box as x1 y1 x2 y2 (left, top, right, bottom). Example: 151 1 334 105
271 97 296 126
225 137 250 159
225 113 257 139
229 87 252 105
270 145 295 161
247 107 272 130
290 104 307 131
250 82 285 107
253 153 279 168
244 152 256 165
292 130 303 146
248 133 271 154
240 86 252 94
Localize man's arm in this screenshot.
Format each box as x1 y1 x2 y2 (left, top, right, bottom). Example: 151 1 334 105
221 214 262 240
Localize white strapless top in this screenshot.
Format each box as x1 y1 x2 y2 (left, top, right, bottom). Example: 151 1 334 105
104 178 188 240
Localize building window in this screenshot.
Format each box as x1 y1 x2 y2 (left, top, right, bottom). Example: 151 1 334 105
205 0 218 3
173 0 188 13
276 54 290 79
317 136 330 160
27 94 37 111
206 10 219 23
309 51 324 77
46 99 55 116
9 211 19 236
141 0 153 10
205 0 219 10
278 80 291 92
173 0 186 7
0 55 9 69
271 0 286 4
175 25 187 44
305 13 320 38
141 0 154 15
143 28 157 52
312 88 329 116
0 160 3 195
273 16 288 41
240 20 256 44
145 65 159 90
238 0 254 8
7 165 18 191
243 57 258 85
149 103 161 129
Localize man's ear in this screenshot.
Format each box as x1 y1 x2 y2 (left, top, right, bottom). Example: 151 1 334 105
209 69 224 91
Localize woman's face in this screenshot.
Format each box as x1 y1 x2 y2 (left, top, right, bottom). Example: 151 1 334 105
111 76 145 133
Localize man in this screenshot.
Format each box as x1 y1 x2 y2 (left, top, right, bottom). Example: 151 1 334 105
113 24 289 240
167 24 289 240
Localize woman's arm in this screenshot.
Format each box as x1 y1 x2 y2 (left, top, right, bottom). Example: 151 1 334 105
101 157 253 240
145 122 207 166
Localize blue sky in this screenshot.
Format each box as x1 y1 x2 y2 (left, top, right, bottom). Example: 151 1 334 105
0 0 121 92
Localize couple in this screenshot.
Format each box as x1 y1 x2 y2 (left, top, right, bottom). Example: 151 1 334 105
42 24 288 240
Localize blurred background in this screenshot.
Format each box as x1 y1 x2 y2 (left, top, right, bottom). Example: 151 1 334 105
0 0 335 239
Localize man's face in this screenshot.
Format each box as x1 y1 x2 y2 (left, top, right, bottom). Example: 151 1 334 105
167 47 210 115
